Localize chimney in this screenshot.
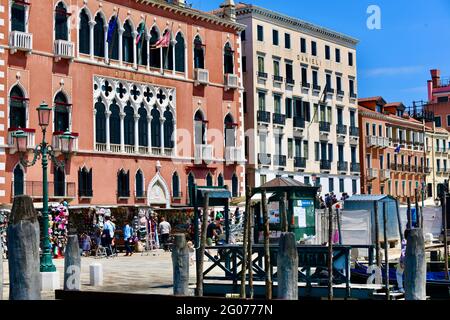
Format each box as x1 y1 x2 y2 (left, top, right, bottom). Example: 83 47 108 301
427 80 434 103
431 69 441 88
220 0 236 22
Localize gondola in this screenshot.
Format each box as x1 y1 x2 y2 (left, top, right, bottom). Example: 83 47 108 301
351 262 450 299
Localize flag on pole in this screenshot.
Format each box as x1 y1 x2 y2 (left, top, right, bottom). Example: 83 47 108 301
152 30 171 49
107 13 119 45
136 23 145 45
395 145 401 153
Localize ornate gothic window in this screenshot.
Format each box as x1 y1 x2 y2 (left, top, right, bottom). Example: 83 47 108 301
54 92 70 132
175 33 185 72
108 16 119 60
224 43 234 74
109 100 121 145
135 170 144 198
79 9 90 54
151 107 161 148
206 173 213 187
224 114 236 147
78 167 93 197
117 169 130 198
149 27 160 68
124 103 134 145
172 172 180 198
55 2 69 41
138 104 148 147
95 98 106 143
136 22 148 66
122 20 133 63
9 85 27 129
11 1 27 32
217 173 224 187
13 165 24 196
163 108 174 148
94 13 105 57
194 35 204 69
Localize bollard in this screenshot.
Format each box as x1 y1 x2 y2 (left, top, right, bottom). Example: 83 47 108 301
277 232 298 300
172 234 190 296
404 229 426 300
64 235 81 291
8 196 41 300
89 263 103 286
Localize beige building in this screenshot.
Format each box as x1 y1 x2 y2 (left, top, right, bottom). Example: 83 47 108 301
234 4 360 197
425 126 450 199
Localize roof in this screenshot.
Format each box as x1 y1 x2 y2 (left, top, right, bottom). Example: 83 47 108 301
385 102 405 110
358 96 387 105
345 195 396 202
253 177 319 194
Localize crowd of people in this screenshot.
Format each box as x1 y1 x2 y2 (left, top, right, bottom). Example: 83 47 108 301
318 192 350 209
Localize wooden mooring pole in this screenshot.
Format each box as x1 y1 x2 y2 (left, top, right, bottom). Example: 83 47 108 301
442 195 449 280
383 204 390 300
172 234 190 296
247 203 254 299
195 192 210 297
8 196 41 300
374 201 381 267
404 228 427 300
64 235 81 291
327 205 333 300
277 232 298 300
261 190 272 299
240 187 251 298
280 192 288 233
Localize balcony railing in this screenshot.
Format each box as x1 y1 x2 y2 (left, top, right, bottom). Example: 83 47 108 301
350 92 357 99
313 84 321 91
15 181 76 199
257 71 268 79
224 73 239 90
337 90 345 96
319 121 331 133
294 157 306 168
349 126 359 137
350 163 360 172
257 110 271 123
258 153 272 166
225 146 242 163
8 128 36 150
274 155 287 167
273 113 286 125
320 160 331 170
54 39 74 60
286 78 295 85
326 87 335 94
302 82 311 89
195 144 214 163
273 75 284 82
194 68 209 85
367 168 379 180
9 31 33 54
380 169 391 181
336 124 347 135
337 161 348 172
367 136 389 148
52 131 79 152
293 117 305 129
425 167 431 174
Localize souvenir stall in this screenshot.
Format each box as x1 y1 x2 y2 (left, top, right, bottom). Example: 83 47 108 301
0 206 10 259
49 202 70 258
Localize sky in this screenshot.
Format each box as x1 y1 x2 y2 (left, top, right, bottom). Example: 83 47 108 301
189 0 450 107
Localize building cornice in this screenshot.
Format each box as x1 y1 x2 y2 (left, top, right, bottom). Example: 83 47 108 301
360 110 424 130
135 0 246 32
235 5 358 48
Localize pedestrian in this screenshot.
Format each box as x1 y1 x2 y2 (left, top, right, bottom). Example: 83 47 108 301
102 215 115 256
206 218 222 246
81 233 91 257
123 220 133 256
159 216 171 251
396 229 409 293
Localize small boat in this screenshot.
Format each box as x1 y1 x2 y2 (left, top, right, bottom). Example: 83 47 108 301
351 262 450 299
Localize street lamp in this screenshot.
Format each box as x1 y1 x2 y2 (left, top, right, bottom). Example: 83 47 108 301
12 102 75 273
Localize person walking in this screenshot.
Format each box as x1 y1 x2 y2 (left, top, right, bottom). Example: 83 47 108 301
123 221 133 256
159 216 171 251
102 215 115 256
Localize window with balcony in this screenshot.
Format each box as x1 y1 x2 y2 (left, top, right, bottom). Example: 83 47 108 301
13 164 24 196
303 141 309 159
336 76 343 95
258 92 266 111
137 105 148 148
55 2 69 41
54 92 70 132
95 98 106 144
149 27 160 68
9 85 27 129
326 74 332 92
117 169 130 198
349 79 355 97
329 178 334 192
257 25 264 41
94 13 105 58
11 2 27 32
162 30 174 70
273 59 281 78
315 142 320 161
312 70 319 89
301 67 309 87
194 36 205 69
300 38 306 53
284 33 291 49
274 95 281 114
79 9 90 55
194 110 206 145
286 63 294 84
136 24 148 65
224 114 236 148
288 139 293 159
224 43 234 74
325 45 330 60
272 29 279 46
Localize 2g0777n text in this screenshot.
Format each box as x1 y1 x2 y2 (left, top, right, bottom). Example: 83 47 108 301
176 304 273 317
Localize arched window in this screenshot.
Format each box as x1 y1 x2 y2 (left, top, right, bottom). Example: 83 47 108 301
79 9 90 54
224 114 236 147
94 13 105 57
217 173 224 187
95 98 106 143
206 173 213 187
117 169 130 198
138 104 148 147
13 165 24 196
109 100 121 145
136 23 148 66
188 172 195 205
54 92 70 132
151 107 161 147
162 30 173 70
149 27 160 68
11 2 26 32
194 35 204 69
175 33 185 72
54 166 65 197
9 85 26 129
172 172 180 198
108 16 119 60
224 43 234 74
232 174 238 198
122 20 133 63
135 170 144 198
163 108 174 149
78 167 93 197
194 110 206 145
55 2 69 41
124 103 134 146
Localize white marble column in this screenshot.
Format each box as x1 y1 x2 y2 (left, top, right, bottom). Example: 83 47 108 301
134 114 140 153
120 112 126 152
118 27 124 66
132 30 138 69
93 109 97 150
147 115 152 154
160 117 165 154
89 20 96 60
171 39 177 75
160 47 163 74
105 111 111 151
104 24 109 63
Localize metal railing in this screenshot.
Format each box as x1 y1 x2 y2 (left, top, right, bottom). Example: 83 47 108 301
349 126 359 137
273 75 284 82
257 110 271 123
273 113 286 125
336 124 347 135
350 163 360 172
294 157 306 168
319 121 331 132
257 71 268 79
286 78 295 85
320 160 331 170
337 161 348 172
258 153 271 166
293 117 305 129
366 168 378 180
274 155 286 167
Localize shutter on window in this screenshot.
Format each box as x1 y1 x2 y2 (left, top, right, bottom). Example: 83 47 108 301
126 171 130 197
88 169 93 197
78 168 82 196
117 171 122 197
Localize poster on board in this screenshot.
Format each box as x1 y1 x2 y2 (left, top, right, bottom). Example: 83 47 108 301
268 201 280 224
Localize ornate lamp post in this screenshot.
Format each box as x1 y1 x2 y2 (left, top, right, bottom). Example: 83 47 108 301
12 102 75 272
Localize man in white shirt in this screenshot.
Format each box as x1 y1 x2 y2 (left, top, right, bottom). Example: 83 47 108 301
159 216 171 251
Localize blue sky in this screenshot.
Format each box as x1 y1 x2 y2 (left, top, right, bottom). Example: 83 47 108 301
190 0 450 106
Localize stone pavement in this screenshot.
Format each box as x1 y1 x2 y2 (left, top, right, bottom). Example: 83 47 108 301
2 250 201 300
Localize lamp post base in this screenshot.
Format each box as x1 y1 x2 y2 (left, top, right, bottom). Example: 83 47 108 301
41 271 60 291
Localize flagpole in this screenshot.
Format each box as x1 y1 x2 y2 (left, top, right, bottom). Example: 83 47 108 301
162 22 174 76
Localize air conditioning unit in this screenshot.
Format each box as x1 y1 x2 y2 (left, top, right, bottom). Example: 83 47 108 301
224 74 239 90
194 68 209 85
